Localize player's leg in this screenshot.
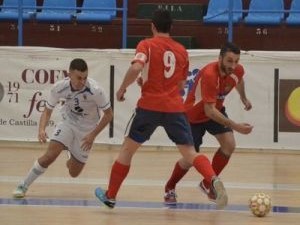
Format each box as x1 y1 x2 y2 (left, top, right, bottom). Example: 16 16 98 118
12 140 64 198
13 122 72 198
177 145 228 209
199 112 234 201
206 111 235 178
198 132 235 204
209 107 235 175
65 127 91 178
163 120 206 204
66 156 85 177
164 113 227 208
95 108 158 208
216 130 236 155
95 136 141 208
164 157 191 204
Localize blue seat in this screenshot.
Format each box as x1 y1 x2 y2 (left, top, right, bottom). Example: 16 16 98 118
244 0 285 25
286 0 300 25
36 0 76 22
0 0 36 21
76 0 117 22
203 0 243 24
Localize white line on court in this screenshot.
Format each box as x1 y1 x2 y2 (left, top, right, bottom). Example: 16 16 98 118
1 175 300 191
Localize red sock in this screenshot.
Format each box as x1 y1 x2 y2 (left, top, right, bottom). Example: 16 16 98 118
106 161 130 199
203 148 230 188
193 155 216 185
165 161 189 192
212 148 230 175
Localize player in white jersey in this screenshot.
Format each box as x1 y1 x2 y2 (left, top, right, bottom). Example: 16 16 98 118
13 58 113 198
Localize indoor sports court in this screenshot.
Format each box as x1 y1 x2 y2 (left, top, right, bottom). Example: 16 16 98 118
1 141 300 225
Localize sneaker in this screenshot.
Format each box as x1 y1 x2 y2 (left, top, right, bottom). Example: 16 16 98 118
95 187 116 209
211 177 228 209
13 184 28 198
164 189 177 205
199 180 217 203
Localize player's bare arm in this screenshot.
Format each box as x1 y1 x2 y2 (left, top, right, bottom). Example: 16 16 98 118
204 103 253 134
81 107 113 151
116 62 143 101
38 107 53 143
235 78 252 111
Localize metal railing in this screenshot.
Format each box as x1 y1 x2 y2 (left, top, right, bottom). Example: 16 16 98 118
1 0 300 47
0 0 128 48
203 0 300 42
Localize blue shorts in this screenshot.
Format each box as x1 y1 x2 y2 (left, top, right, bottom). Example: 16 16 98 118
190 107 233 152
126 107 194 145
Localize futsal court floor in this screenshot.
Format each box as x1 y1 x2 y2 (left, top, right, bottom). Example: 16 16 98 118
0 141 299 225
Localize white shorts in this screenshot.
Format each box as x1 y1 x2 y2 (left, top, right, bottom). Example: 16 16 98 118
50 121 91 163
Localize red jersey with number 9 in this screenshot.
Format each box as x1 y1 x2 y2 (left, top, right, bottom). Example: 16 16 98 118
132 36 189 112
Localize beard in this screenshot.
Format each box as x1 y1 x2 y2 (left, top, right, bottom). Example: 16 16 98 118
220 61 233 75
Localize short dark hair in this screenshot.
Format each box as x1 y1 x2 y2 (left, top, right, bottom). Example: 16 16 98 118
220 42 241 57
151 9 172 33
69 58 88 72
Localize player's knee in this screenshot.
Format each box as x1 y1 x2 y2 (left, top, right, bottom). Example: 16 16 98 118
68 169 80 178
230 143 236 153
38 155 55 168
220 144 235 156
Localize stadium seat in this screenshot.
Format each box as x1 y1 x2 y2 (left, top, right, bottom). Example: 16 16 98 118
35 0 76 22
244 0 285 25
203 0 243 24
76 0 117 22
286 0 300 25
0 0 36 21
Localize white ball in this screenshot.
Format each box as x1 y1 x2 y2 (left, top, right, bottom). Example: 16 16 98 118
249 193 271 217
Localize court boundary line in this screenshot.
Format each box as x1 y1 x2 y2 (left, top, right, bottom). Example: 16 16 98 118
1 176 300 191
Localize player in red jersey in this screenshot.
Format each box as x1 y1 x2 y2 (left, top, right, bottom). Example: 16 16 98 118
164 41 253 204
94 9 228 209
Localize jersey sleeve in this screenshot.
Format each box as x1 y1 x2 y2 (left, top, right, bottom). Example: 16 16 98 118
46 84 61 109
235 64 245 81
132 40 149 65
94 86 111 111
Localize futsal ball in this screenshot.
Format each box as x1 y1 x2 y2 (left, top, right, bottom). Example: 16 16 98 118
249 193 271 217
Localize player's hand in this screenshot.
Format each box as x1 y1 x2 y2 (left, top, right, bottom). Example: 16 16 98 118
116 88 126 102
234 123 253 134
241 98 252 111
81 134 95 151
38 130 48 143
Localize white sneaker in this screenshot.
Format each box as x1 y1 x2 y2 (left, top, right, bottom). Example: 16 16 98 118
211 177 228 209
13 184 28 198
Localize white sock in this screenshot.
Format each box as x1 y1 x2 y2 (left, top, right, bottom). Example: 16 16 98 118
22 160 47 188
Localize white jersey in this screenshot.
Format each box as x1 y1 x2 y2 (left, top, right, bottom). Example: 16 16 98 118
46 77 111 130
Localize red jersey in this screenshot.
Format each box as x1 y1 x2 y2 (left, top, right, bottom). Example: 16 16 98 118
185 61 244 123
132 36 189 112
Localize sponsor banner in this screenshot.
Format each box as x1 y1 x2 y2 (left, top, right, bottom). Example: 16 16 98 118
0 47 300 150
279 80 300 132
